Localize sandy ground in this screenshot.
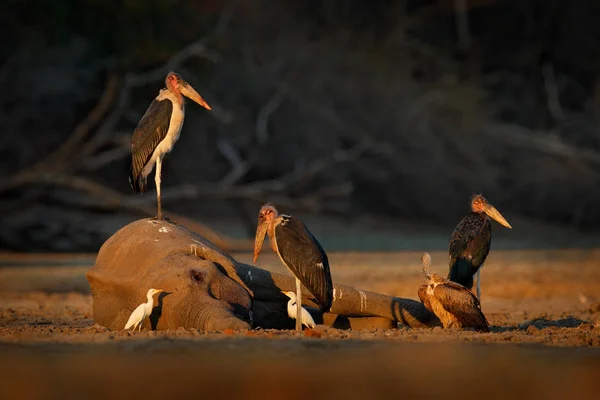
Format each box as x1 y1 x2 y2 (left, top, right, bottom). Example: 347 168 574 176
1 249 600 398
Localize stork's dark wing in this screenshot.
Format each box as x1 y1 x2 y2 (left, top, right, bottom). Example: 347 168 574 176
434 281 490 332
448 213 491 287
129 98 173 191
275 217 333 312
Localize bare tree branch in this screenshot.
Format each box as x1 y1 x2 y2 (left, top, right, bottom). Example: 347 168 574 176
80 147 130 171
124 135 366 212
216 140 256 187
10 171 252 251
217 138 244 168
542 62 565 123
75 79 132 164
47 74 120 170
0 74 119 194
454 0 471 52
256 85 288 144
485 123 600 165
124 0 238 87
220 161 254 187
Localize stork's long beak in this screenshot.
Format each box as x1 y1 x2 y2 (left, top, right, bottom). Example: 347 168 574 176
180 84 211 110
253 220 268 264
484 204 512 229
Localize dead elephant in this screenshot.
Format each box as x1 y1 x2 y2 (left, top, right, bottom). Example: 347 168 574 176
86 219 440 331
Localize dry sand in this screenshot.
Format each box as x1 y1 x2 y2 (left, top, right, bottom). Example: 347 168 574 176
1 249 600 398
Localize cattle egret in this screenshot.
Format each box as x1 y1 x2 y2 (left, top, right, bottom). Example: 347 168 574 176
124 288 164 331
282 291 316 329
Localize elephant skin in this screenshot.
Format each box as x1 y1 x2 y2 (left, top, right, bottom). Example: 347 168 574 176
87 219 252 331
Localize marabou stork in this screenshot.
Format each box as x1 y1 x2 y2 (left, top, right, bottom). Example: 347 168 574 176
448 194 512 301
418 252 489 332
129 71 211 220
253 204 333 331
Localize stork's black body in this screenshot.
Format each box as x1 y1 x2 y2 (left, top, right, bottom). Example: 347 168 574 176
129 98 175 193
446 194 512 302
448 212 491 289
273 216 333 312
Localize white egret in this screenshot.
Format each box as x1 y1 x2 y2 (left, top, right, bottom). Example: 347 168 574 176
124 288 164 331
281 290 316 329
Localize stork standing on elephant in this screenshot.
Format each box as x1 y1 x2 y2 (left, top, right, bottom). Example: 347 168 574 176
129 71 211 220
448 194 512 301
253 204 333 331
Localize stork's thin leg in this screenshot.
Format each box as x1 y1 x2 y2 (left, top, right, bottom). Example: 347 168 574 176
476 269 481 302
295 278 302 331
155 157 163 220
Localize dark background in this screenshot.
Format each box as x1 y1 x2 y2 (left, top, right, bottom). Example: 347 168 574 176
2 0 600 252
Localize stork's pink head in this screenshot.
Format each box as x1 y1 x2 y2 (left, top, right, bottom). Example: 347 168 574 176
165 71 211 110
258 203 278 225
470 194 512 229
470 194 487 213
165 72 183 91
253 203 279 264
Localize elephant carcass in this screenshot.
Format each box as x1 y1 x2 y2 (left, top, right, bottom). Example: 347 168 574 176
87 219 440 331
86 219 253 331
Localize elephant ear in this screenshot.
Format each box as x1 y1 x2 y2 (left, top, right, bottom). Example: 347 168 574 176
189 268 208 285
189 241 254 297
172 223 238 259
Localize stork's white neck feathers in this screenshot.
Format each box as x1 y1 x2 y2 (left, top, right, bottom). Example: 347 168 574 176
158 88 184 109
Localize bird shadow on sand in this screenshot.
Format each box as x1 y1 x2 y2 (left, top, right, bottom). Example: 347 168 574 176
490 316 589 333
327 315 353 329
149 291 172 330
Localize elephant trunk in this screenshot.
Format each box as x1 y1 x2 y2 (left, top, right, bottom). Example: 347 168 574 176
176 293 251 331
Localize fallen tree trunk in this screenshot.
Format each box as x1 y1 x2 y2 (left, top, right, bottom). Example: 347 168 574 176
87 218 439 331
